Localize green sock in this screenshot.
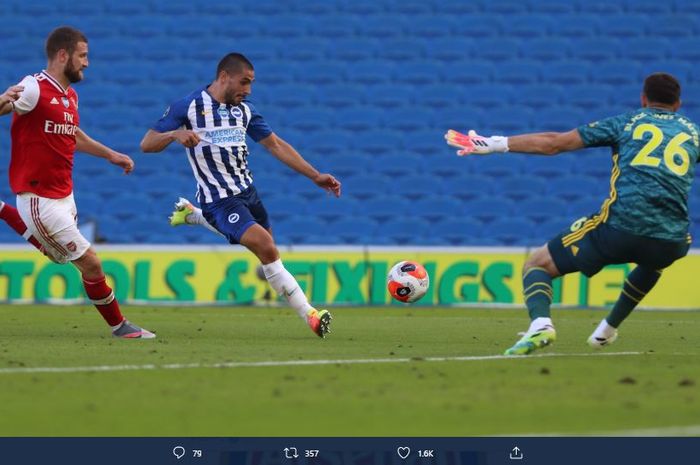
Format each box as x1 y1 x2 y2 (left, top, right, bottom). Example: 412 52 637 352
523 267 553 320
607 266 661 327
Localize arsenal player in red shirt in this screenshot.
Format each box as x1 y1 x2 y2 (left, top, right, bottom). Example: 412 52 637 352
0 27 155 339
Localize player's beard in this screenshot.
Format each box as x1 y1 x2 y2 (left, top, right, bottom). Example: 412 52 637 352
64 60 83 84
224 90 239 105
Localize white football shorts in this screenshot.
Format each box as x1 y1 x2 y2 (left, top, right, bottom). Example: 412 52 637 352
16 192 91 264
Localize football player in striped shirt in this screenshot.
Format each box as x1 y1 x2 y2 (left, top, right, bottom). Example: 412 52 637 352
446 73 698 355
141 53 340 338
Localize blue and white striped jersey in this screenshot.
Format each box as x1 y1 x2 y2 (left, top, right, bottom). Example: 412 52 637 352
152 86 272 204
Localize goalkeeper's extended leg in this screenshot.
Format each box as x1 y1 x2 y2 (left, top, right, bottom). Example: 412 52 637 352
170 197 222 236
588 266 660 348
505 250 558 355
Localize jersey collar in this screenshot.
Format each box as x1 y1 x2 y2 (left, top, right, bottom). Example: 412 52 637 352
41 70 68 94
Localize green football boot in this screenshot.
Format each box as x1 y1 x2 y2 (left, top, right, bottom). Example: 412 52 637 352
169 197 194 226
504 325 556 356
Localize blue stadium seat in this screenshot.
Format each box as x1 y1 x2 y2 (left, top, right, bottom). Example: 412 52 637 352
519 84 565 108
410 16 460 38
501 177 548 201
353 130 401 155
413 196 464 221
255 62 301 85
339 0 386 15
520 38 570 62
465 198 517 223
430 218 483 245
335 107 383 132
426 38 474 62
571 38 621 62
368 84 415 109
537 108 587 132
378 40 427 61
359 16 409 39
362 196 405 221
623 0 673 14
438 175 494 199
549 15 600 38
417 84 464 109
261 15 314 38
437 108 486 135
266 84 317 108
485 218 536 246
528 0 576 14
309 17 360 38
381 218 431 245
326 39 381 62
580 0 624 14
471 39 520 61
670 39 700 61
324 217 379 244
393 2 434 14
509 15 553 37
350 61 395 85
598 15 650 38
543 61 590 85
549 176 605 202
493 62 539 85
342 176 392 200
483 107 534 133
519 197 569 223
595 61 641 86
384 110 436 133
625 38 672 61
567 196 604 217
654 15 697 38
393 63 441 86
460 84 514 108
440 62 494 85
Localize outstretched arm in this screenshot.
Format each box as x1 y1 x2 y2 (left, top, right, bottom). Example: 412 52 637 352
0 85 25 116
446 129 584 156
76 128 134 174
259 132 341 197
508 130 585 155
140 128 201 153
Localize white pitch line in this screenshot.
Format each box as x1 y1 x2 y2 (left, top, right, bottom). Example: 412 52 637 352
501 424 700 437
0 351 643 375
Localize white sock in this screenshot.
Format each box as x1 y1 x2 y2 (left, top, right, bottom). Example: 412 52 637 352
262 258 313 320
528 317 554 333
187 206 223 236
592 319 616 338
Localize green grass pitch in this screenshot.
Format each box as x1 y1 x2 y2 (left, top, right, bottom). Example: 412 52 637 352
0 305 697 436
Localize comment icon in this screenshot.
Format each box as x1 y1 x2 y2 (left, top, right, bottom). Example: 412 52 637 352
173 446 186 460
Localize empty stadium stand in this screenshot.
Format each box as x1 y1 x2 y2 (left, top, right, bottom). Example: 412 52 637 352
0 0 698 247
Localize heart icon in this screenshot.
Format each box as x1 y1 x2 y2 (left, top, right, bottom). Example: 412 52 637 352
397 447 411 459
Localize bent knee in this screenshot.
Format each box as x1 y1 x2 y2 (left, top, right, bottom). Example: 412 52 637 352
523 245 559 277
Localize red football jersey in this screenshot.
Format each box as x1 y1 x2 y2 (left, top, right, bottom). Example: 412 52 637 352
10 71 80 199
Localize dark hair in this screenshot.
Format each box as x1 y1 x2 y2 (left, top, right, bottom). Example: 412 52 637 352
45 26 88 59
643 73 681 105
216 53 254 78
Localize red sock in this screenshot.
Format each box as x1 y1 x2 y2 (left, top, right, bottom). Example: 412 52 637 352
83 276 125 327
0 202 44 252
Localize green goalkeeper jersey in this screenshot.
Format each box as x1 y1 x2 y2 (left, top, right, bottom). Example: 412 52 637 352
577 108 700 241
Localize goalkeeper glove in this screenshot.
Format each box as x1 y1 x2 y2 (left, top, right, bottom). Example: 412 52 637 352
444 129 509 156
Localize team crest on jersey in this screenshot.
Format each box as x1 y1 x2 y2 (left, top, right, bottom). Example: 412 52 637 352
217 107 230 119
231 107 243 119
228 213 240 223
66 241 77 252
162 106 170 117
61 97 70 108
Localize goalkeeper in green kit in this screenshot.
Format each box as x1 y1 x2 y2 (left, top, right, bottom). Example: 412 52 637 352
445 73 699 355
